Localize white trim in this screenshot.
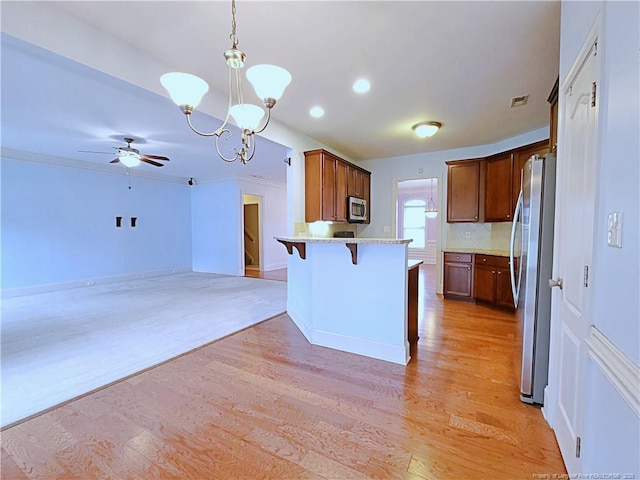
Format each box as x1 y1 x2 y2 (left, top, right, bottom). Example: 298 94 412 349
287 307 313 341
1 267 192 299
287 309 410 365
264 262 287 271
586 326 640 416
310 328 410 366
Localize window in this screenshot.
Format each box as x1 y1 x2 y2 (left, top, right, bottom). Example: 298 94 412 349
402 199 426 248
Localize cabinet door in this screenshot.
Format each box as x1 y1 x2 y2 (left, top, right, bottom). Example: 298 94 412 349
473 264 496 303
321 155 337 221
444 262 473 298
484 152 513 222
335 160 348 222
447 161 481 222
495 267 515 308
347 166 362 197
512 140 549 213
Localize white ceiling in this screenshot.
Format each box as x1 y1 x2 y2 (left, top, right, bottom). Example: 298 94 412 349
1 1 560 182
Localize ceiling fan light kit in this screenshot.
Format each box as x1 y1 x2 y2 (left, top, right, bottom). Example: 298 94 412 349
412 121 442 138
160 0 291 165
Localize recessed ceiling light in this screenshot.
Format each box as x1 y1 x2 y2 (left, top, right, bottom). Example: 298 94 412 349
412 121 442 138
310 106 325 118
353 79 371 94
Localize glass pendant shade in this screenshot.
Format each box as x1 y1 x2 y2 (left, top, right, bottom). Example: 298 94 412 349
246 64 292 101
118 152 141 168
229 103 265 131
161 72 210 108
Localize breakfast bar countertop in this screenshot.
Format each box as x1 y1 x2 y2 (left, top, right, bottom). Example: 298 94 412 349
443 247 514 257
275 236 412 245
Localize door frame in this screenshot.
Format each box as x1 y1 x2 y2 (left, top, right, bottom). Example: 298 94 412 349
241 193 264 272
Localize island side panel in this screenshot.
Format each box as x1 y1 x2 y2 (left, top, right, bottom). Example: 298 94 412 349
286 248 313 340
308 242 409 365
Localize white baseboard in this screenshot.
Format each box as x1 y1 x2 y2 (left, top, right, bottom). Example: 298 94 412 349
586 326 640 416
287 309 409 365
264 262 287 271
287 307 313 341
1 267 192 299
311 329 409 365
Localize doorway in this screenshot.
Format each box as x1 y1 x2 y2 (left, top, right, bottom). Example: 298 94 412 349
243 194 262 273
396 178 439 264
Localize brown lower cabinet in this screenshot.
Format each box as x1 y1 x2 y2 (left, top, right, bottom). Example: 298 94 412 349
443 253 473 300
443 252 517 309
473 254 517 309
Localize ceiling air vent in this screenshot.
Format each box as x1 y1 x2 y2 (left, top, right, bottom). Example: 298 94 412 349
510 95 529 108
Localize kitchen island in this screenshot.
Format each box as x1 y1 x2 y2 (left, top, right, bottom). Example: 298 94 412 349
275 236 416 365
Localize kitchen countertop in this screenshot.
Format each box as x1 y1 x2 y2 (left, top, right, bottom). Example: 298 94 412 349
275 236 412 245
444 247 513 257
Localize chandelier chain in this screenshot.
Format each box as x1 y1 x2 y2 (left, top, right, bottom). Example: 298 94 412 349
230 0 238 48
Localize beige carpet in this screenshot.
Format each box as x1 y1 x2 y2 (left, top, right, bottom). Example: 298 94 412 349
1 273 287 427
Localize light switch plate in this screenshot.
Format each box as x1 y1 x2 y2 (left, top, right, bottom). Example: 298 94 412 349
607 211 622 248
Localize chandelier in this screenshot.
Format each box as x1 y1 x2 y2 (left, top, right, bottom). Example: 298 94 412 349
160 0 291 164
425 178 438 218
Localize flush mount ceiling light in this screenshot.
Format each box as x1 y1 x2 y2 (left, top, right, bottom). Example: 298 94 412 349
412 121 441 138
160 0 291 165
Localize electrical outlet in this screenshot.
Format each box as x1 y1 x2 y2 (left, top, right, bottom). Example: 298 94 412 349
87 280 96 286
383 226 391 233
418 168 423 174
465 232 471 239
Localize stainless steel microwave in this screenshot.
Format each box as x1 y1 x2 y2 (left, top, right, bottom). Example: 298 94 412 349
347 196 367 223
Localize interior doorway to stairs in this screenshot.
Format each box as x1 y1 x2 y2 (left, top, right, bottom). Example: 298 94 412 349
243 194 262 273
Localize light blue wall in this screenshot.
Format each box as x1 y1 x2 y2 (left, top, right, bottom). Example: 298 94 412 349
1 158 192 292
191 180 241 276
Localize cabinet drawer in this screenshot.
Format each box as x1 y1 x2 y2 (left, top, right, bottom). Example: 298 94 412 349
474 255 511 269
444 252 472 263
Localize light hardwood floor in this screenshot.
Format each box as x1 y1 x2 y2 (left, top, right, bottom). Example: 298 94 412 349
245 267 287 282
1 265 566 479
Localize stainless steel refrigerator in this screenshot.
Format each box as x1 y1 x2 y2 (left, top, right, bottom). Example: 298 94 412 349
509 154 556 405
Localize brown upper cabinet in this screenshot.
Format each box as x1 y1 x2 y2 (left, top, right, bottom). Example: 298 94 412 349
446 140 549 223
446 159 483 223
511 140 550 212
484 151 514 222
305 149 371 224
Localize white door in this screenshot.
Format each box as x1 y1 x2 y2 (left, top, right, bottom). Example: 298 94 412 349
548 37 599 474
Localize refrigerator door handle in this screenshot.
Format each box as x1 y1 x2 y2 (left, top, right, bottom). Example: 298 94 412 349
510 190 523 307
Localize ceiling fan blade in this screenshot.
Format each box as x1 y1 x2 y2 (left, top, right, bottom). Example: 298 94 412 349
140 158 164 167
142 154 170 161
109 158 120 164
79 150 113 154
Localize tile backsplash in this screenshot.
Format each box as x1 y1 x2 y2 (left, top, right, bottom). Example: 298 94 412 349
445 222 514 251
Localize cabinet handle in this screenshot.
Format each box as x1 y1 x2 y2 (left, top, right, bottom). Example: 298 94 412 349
497 271 502 275
474 216 478 219
467 266 471 270
456 256 460 260
492 270 496 274
482 258 486 262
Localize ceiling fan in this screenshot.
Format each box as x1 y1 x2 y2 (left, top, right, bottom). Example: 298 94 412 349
80 137 170 168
